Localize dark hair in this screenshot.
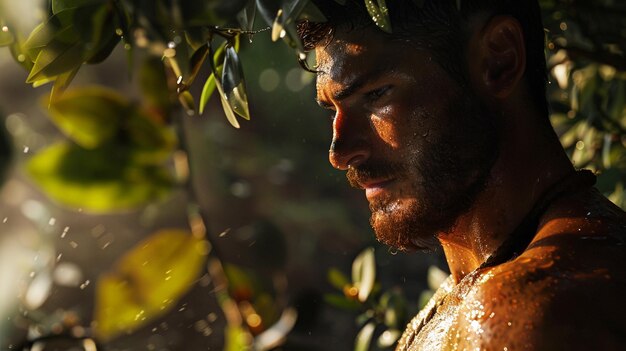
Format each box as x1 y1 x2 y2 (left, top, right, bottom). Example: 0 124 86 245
298 0 549 117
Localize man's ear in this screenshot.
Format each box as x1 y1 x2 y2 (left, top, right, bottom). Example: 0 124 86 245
469 16 526 99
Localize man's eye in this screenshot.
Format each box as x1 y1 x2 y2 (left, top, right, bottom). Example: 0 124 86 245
366 86 392 102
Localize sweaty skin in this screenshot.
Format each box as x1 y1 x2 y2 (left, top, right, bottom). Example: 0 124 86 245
314 19 626 351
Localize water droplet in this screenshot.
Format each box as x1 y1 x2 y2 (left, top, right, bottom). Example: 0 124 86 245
115 28 123 36
48 217 56 226
2 217 7 223
69 241 78 249
61 226 69 238
507 321 512 327
17 54 26 62
23 146 29 153
167 41 176 49
79 279 90 289
388 248 398 255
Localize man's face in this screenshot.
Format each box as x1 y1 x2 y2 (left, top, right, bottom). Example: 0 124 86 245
315 27 500 251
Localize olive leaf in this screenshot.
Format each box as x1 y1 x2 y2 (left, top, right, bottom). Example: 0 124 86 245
199 41 228 115
94 229 209 341
49 66 80 102
364 0 392 33
24 4 116 84
222 44 251 120
355 322 376 351
271 0 308 42
26 142 173 212
208 40 242 128
327 267 350 290
352 247 376 303
46 87 127 148
180 44 209 89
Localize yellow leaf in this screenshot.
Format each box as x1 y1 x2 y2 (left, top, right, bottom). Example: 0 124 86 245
94 229 210 340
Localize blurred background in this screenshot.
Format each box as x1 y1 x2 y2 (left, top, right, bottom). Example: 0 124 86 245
0 0 624 350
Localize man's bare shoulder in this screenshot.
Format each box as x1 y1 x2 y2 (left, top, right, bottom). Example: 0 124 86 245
453 191 626 350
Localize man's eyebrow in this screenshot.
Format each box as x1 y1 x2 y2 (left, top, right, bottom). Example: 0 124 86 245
316 64 393 108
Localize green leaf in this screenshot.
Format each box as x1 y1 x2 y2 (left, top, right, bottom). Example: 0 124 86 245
209 41 241 128
224 325 252 351
355 322 376 351
352 247 376 302
94 229 209 340
271 0 308 42
222 45 250 120
199 73 216 115
26 40 85 84
49 66 80 103
181 44 209 88
47 87 128 148
26 142 173 212
328 267 350 290
364 0 392 33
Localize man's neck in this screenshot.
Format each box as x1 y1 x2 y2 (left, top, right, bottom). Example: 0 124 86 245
437 112 574 283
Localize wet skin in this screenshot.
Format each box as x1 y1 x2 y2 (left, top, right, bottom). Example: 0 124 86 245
315 23 626 351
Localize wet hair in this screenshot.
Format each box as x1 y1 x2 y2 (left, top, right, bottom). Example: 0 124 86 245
297 0 549 118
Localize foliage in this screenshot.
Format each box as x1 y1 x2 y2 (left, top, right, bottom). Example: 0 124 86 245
541 0 626 207
95 229 209 340
325 248 412 350
0 0 624 350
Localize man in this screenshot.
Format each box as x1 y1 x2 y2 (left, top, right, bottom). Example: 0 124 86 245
298 1 626 350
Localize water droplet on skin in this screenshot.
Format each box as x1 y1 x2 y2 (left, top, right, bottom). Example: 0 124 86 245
23 146 29 153
69 241 78 248
2 217 7 223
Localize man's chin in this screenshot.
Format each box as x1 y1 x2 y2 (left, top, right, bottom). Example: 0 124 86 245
370 211 441 253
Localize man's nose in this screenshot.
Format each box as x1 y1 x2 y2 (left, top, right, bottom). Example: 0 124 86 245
328 109 371 170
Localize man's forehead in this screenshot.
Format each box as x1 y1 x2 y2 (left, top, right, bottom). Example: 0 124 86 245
314 33 391 88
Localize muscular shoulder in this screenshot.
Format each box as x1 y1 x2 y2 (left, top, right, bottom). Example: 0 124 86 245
452 237 626 350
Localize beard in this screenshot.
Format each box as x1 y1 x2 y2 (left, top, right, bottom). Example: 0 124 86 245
346 93 500 252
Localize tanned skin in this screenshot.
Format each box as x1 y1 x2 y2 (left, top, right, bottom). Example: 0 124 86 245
314 14 626 351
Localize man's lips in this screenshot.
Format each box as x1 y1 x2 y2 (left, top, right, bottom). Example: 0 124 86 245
362 178 395 200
